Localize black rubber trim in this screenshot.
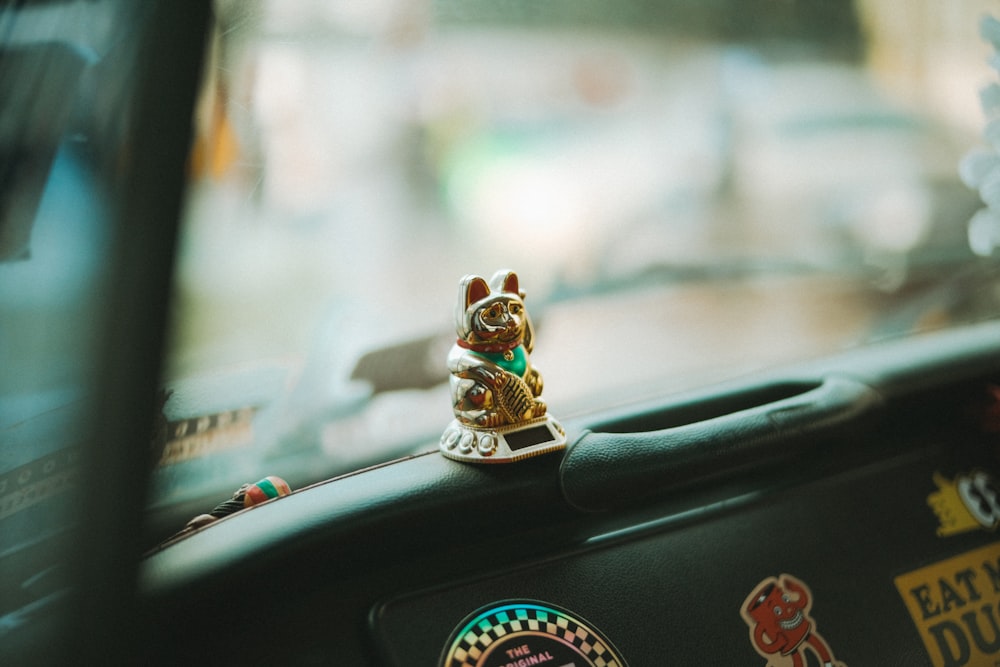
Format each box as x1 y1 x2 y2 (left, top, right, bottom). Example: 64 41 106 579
559 375 883 512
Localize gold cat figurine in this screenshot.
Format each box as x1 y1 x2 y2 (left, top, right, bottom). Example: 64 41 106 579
441 270 565 463
448 269 545 428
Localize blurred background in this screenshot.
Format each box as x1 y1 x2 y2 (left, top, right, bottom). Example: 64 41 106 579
161 0 998 499
5 0 1000 541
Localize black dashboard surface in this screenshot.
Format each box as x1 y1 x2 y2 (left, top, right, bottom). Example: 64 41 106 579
140 321 1000 666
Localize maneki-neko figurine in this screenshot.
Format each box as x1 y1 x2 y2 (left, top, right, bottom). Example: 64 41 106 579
440 270 566 463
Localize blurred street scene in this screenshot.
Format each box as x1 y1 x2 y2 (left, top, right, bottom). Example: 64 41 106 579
155 0 999 502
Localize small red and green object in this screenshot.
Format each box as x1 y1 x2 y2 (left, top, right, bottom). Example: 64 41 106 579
182 475 292 532
242 475 292 508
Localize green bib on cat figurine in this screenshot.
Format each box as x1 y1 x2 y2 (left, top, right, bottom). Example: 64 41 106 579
471 346 527 377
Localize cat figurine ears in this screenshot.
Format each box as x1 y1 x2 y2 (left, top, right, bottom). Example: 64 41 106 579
441 269 566 464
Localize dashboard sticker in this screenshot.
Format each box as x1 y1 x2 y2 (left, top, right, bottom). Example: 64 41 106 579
440 600 628 667
895 542 1000 667
928 470 1000 537
740 574 846 667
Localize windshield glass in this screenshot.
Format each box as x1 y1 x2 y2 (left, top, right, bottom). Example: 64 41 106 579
162 3 996 526
149 0 1000 521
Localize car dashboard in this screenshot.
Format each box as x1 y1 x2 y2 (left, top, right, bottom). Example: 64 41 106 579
140 320 1000 666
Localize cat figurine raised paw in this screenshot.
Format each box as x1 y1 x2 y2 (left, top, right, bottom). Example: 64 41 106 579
440 269 565 464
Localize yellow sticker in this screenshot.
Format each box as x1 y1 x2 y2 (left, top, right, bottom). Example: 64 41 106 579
928 471 1000 537
895 542 1000 667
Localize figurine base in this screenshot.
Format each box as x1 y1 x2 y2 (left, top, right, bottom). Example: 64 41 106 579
440 415 567 464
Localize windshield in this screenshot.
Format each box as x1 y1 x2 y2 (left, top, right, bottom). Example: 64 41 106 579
147 1 999 522
3 2 999 551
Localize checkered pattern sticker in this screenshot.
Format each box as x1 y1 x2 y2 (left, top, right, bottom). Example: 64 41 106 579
441 600 626 667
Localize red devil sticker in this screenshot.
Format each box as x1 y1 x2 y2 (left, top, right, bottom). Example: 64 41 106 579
740 574 846 667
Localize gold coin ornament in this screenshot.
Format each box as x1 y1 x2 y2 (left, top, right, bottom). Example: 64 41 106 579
440 270 566 463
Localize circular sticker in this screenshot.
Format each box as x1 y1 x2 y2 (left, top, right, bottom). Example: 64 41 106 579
440 600 628 667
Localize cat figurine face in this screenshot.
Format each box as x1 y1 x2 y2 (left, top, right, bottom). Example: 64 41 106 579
448 270 545 429
455 270 529 352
